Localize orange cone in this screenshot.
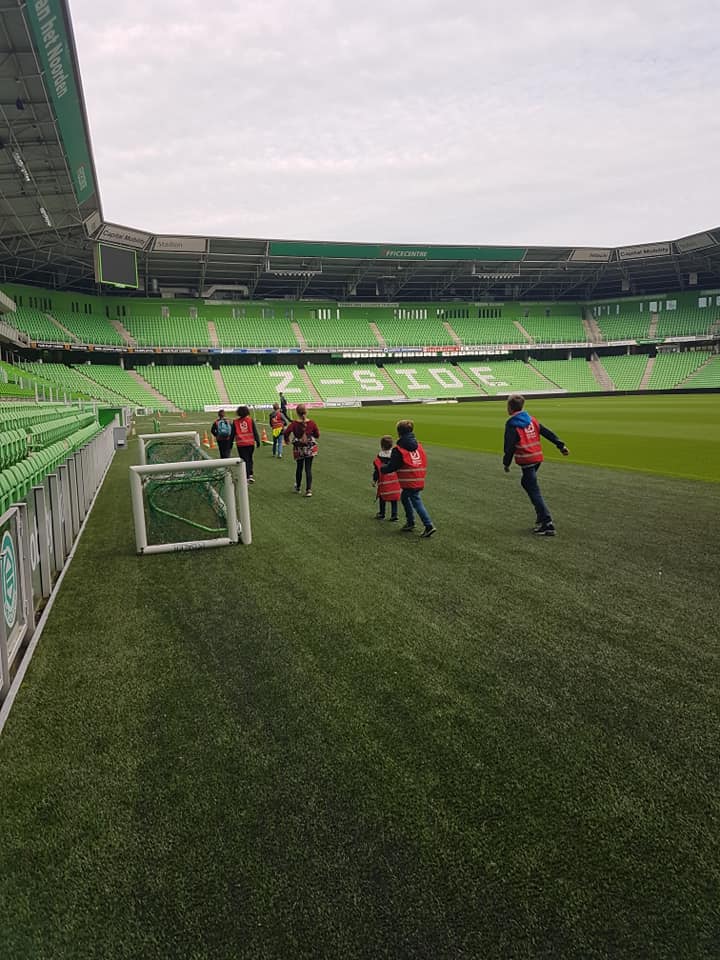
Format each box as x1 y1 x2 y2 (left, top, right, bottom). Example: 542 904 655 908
261 426 270 444
202 431 211 448
209 433 216 449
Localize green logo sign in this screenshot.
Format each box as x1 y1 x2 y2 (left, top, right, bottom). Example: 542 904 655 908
1 530 17 629
25 0 96 205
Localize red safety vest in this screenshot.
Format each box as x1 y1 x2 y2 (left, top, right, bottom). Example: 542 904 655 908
374 457 401 501
396 444 427 490
234 416 255 446
270 410 284 429
513 416 544 466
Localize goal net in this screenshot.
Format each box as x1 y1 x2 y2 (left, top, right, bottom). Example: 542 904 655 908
130 433 252 554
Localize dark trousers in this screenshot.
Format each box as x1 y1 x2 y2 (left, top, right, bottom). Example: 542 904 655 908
520 464 551 524
378 497 398 519
218 438 234 459
237 444 255 479
401 488 432 527
295 456 313 491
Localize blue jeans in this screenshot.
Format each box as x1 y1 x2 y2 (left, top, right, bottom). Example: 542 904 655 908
401 488 432 527
272 432 283 456
520 464 551 524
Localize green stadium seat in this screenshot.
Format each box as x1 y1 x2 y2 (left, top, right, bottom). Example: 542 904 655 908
460 360 562 394
530 359 602 392
138 365 220 410
51 311 125 346
599 355 650 391
220 365 312 406
382 363 481 399
646 352 711 389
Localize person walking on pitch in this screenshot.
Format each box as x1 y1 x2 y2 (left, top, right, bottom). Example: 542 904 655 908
381 419 436 537
210 408 234 458
503 394 569 536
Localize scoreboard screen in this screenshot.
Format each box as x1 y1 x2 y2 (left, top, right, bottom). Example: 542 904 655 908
94 243 139 288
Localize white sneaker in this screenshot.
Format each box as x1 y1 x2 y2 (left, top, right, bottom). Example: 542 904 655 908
305 491 312 497
293 485 300 493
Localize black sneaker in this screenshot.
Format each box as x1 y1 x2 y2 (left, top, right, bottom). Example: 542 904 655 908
375 513 385 520
533 523 556 537
389 517 399 522
400 523 415 532
420 525 437 538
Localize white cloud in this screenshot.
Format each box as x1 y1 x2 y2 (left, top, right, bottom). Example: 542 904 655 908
71 0 720 245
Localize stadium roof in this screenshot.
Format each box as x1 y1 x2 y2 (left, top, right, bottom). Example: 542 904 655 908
2 0 720 303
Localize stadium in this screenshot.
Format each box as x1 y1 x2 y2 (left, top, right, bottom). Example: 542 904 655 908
0 1 718 958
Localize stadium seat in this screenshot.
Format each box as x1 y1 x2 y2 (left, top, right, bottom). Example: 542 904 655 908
599 355 649 391
459 360 562 394
646 352 711 389
530 359 602 392
51 312 125 346
138 364 220 410
220 365 312 406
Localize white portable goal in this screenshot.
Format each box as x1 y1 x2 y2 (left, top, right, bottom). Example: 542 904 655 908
130 432 252 554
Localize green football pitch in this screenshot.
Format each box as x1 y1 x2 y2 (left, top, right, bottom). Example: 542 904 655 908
0 394 718 960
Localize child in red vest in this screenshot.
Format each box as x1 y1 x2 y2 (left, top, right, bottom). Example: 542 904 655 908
503 394 569 536
381 419 436 538
372 435 401 521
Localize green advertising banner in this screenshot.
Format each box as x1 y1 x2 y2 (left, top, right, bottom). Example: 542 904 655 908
24 0 95 205
269 241 525 262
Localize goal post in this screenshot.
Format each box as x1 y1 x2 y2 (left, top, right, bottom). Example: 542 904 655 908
129 456 252 554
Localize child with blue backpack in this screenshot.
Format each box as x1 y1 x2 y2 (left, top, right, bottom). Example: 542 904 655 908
211 408 234 458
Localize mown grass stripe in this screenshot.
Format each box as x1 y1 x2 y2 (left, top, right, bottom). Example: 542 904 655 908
0 400 717 959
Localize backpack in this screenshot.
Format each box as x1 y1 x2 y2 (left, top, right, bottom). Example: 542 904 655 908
217 418 232 438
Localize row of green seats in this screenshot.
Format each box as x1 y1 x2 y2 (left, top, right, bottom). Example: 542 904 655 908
220 365 312 406
27 412 97 452
52 312 125 346
7 308 65 342
599 355 649 391
683 355 720 387
646 352 710 389
531 359 602 391
76 365 171 409
0 429 28 469
0 402 69 430
450 320 527 345
459 360 560 395
522 316 588 343
138 365 220 410
0 420 101 514
214 318 299 349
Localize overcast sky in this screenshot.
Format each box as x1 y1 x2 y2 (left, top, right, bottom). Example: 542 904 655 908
70 0 720 248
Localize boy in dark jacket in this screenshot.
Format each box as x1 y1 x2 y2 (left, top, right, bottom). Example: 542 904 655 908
503 394 569 536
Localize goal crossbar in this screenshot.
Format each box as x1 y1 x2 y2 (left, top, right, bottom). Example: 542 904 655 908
137 431 201 466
